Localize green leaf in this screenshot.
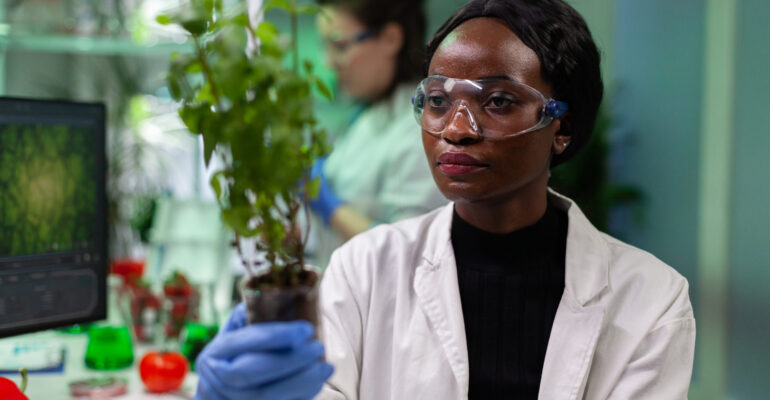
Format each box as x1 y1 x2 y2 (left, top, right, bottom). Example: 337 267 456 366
255 21 279 44
232 13 250 28
203 0 215 15
210 170 226 201
156 15 173 25
170 53 199 77
296 4 320 15
260 42 284 59
263 0 293 14
213 25 248 58
181 18 208 36
306 177 321 199
313 76 333 101
185 60 202 73
179 107 201 133
196 83 216 104
168 77 183 101
175 2 210 35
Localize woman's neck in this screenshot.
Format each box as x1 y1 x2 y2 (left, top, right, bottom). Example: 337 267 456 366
454 178 549 234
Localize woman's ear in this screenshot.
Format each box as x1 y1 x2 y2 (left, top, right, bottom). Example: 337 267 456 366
551 116 572 155
378 22 404 56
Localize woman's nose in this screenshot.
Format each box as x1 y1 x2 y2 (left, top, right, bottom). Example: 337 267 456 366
441 102 482 144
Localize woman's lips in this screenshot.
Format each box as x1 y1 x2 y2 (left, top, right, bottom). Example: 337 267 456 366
437 152 487 175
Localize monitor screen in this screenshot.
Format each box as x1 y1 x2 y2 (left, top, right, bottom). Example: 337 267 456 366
0 97 107 338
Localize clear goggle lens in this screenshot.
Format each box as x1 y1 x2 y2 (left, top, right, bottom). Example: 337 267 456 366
412 75 568 138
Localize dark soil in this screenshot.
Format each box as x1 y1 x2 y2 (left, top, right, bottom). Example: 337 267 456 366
241 267 320 328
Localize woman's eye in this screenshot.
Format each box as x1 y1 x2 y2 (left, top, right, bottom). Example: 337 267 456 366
486 95 515 109
427 95 448 108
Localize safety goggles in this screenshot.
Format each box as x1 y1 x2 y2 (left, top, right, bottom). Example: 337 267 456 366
321 28 379 60
412 75 568 139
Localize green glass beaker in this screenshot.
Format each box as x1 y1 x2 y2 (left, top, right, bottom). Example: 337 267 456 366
84 325 134 370
180 322 218 369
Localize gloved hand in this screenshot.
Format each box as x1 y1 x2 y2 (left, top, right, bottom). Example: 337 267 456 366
309 157 344 225
194 303 334 400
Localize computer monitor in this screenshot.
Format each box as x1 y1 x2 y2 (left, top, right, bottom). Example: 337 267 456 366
0 97 107 338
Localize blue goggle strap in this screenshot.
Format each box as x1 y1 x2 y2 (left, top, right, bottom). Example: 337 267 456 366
545 100 568 118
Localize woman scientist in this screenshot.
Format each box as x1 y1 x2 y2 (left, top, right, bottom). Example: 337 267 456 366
194 0 696 399
307 0 446 268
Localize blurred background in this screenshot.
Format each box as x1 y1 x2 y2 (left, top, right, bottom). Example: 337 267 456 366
0 0 767 398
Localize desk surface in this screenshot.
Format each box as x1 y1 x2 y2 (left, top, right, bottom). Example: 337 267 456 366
1 330 199 399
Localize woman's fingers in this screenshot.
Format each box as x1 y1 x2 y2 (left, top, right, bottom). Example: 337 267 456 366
204 321 314 359
254 361 335 399
206 340 325 388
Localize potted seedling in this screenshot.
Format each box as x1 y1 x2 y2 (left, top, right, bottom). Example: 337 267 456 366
159 0 330 327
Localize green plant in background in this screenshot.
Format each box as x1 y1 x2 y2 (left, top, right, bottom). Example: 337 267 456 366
550 104 643 233
129 194 159 244
159 0 330 283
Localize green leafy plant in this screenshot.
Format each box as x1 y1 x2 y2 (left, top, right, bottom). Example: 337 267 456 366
159 0 330 285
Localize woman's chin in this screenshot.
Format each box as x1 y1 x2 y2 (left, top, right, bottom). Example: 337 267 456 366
437 182 486 203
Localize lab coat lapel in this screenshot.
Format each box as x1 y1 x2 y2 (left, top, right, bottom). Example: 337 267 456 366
538 297 605 399
413 204 470 395
539 191 610 400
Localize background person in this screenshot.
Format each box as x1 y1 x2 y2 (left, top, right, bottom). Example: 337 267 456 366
307 0 446 268
194 1 695 399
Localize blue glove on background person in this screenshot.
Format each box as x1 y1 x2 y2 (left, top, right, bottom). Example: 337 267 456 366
309 157 344 225
194 303 334 400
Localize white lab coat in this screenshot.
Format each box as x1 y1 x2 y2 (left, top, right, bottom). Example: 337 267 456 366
318 190 695 400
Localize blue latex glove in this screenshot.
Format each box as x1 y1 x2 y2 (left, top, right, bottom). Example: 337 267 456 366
309 157 344 225
194 303 334 400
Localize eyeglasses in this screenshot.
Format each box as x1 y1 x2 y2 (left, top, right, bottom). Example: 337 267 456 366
412 75 568 139
321 29 379 59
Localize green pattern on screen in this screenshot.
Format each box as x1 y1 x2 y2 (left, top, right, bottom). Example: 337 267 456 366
0 124 97 256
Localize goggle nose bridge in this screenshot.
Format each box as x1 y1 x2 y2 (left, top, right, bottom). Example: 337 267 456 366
443 99 481 134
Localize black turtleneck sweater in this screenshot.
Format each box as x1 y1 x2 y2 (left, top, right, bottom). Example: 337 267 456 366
451 200 568 399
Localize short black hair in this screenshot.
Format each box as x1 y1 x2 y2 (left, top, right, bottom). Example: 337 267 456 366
318 0 426 86
425 0 603 167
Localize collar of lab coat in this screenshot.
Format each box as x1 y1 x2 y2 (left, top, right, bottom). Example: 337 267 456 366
414 189 609 399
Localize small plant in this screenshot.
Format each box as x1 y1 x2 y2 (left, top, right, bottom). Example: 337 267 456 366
159 2 329 272
159 0 330 323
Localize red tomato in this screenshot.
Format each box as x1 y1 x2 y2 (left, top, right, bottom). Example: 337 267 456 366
110 258 145 281
0 376 29 400
139 351 188 393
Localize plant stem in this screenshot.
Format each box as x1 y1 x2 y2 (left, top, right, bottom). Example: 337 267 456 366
19 368 27 393
193 35 224 112
291 198 305 270
232 234 253 276
244 10 258 54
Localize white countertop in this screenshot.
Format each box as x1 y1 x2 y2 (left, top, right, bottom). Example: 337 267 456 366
0 330 199 399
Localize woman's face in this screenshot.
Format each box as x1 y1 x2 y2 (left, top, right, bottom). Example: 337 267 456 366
422 18 569 209
317 7 401 101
